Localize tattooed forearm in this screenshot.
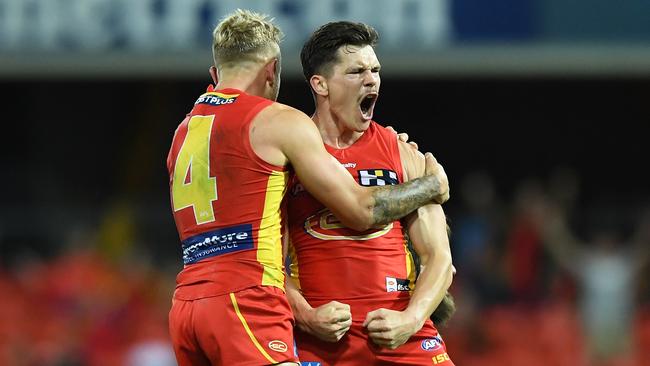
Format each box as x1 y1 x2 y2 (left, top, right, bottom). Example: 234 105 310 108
371 175 442 226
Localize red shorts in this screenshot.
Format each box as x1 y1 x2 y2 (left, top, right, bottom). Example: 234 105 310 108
169 286 299 366
296 319 454 366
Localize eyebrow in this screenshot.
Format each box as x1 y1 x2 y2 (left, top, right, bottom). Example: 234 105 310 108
345 64 381 72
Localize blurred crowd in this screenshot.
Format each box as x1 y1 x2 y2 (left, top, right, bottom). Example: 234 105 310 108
1 166 649 366
444 167 650 366
0 234 176 366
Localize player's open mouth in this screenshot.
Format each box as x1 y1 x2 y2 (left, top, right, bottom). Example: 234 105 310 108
359 92 378 120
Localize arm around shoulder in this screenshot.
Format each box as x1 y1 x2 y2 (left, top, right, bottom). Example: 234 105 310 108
272 108 377 231
274 111 450 231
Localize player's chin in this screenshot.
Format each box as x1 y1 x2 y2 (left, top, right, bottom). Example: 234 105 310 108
355 118 372 132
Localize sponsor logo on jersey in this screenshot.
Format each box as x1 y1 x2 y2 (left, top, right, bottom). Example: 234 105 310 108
341 162 357 168
358 169 398 186
421 335 444 351
386 276 411 292
300 363 322 366
268 340 288 353
195 92 238 106
181 223 253 264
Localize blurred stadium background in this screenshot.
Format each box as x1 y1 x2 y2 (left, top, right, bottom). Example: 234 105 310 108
1 0 650 365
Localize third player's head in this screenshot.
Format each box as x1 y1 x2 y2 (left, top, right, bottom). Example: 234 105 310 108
212 9 283 101
301 21 380 132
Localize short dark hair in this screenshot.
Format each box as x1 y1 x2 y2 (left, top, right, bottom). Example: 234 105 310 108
300 21 379 82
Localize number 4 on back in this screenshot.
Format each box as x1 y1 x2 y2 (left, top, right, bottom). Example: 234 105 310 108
172 115 218 225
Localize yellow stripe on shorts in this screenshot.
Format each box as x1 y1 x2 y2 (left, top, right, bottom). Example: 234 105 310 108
229 292 278 364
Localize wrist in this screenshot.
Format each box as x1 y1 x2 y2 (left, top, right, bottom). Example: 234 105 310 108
403 307 426 333
294 302 316 330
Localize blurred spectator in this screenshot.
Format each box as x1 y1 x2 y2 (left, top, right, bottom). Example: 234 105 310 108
547 166 582 215
125 340 176 366
503 179 547 304
541 204 650 364
452 170 508 308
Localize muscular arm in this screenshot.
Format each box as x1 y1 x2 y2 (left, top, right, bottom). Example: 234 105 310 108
401 138 453 326
283 227 352 342
402 205 453 328
252 106 448 231
540 206 585 275
285 272 352 342
364 140 453 349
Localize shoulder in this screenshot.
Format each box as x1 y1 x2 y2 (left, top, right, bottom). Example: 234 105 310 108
397 139 425 181
257 102 312 125
370 122 424 180
251 102 322 148
371 122 425 181
369 121 392 138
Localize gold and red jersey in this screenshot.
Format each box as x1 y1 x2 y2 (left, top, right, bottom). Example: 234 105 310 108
287 122 418 321
167 87 288 300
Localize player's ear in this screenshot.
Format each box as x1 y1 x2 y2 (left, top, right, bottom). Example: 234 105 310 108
209 66 219 84
310 75 328 96
264 58 279 87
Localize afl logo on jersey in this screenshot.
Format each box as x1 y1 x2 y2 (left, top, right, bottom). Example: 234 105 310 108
421 335 444 351
291 183 306 197
304 208 392 241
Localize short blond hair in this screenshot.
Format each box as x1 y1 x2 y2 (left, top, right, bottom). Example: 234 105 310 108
212 9 283 68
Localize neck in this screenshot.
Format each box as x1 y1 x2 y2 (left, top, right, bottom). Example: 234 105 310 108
312 99 365 149
215 65 266 98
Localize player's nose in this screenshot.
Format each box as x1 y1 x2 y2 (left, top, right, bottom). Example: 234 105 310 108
362 70 377 87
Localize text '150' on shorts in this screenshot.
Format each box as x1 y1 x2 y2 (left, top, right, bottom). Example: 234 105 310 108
169 285 299 366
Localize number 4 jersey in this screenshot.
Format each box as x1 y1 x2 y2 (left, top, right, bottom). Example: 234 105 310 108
167 87 288 300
